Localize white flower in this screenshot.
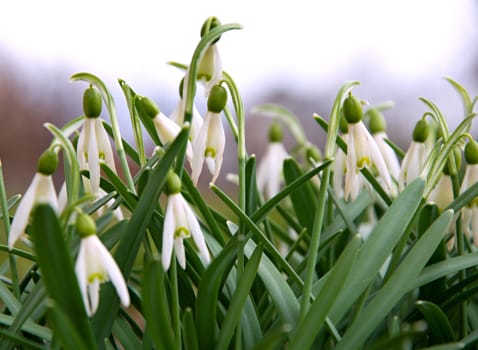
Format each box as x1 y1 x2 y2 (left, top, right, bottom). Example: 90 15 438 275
428 174 453 211
460 164 478 246
333 134 349 197
256 142 289 199
198 44 223 96
75 234 130 316
191 111 225 185
344 121 392 201
8 173 58 249
152 112 193 162
373 131 400 180
162 192 210 271
77 118 116 195
398 141 428 192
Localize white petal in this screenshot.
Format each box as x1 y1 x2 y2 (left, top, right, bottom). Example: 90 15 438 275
182 196 210 263
162 196 176 271
58 182 68 213
35 175 58 211
94 237 130 307
174 238 187 269
8 174 40 249
76 119 88 171
428 175 453 211
333 137 347 197
208 114 225 184
88 279 101 316
153 112 181 145
88 119 101 194
75 242 92 316
374 132 400 179
192 113 210 185
96 119 116 171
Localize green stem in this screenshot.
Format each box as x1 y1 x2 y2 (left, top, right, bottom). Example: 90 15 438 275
0 161 19 298
170 258 182 350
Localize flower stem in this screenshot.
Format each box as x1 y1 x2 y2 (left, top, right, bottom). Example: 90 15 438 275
170 258 182 350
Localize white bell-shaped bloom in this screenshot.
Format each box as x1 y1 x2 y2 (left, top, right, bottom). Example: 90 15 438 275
192 111 225 185
198 44 223 97
398 141 428 192
257 142 289 199
152 112 193 162
333 134 349 197
77 118 116 195
373 131 400 180
75 231 130 317
428 174 453 211
344 121 392 201
8 173 58 249
162 192 210 271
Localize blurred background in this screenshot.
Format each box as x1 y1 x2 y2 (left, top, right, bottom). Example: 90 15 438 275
0 0 477 195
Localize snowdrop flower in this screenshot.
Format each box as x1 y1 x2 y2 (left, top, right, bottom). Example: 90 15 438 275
257 123 289 199
368 108 400 181
198 16 223 96
398 119 429 191
8 149 59 249
74 212 130 317
77 86 116 195
162 172 210 271
192 84 227 185
170 75 204 144
139 96 193 162
333 116 350 197
342 94 392 201
460 140 478 246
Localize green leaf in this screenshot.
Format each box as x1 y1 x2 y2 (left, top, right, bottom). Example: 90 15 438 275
335 209 453 350
445 76 472 116
112 314 142 349
251 324 290 350
141 259 176 350
283 158 317 234
31 204 96 349
416 300 455 343
288 235 361 350
215 245 263 350
182 308 199 350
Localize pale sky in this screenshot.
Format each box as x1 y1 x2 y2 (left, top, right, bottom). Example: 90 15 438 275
0 0 475 96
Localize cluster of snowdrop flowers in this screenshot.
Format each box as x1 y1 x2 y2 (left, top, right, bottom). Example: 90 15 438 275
161 171 210 271
74 211 129 316
8 149 59 249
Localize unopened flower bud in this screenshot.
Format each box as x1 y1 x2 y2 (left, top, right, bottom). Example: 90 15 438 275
412 120 429 143
139 97 160 119
200 16 222 44
465 140 478 165
83 86 102 118
368 108 386 134
76 212 97 238
207 85 227 113
37 149 59 175
268 123 283 143
164 171 182 195
343 93 363 124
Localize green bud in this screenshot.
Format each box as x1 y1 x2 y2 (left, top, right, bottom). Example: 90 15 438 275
37 149 59 175
76 212 97 238
139 96 160 119
368 108 386 134
83 86 102 118
164 171 182 195
412 119 429 143
339 114 348 134
268 123 283 142
207 84 227 113
342 93 363 124
443 147 461 176
200 16 222 44
465 140 478 165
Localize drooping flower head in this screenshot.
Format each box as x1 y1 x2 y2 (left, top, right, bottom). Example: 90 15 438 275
398 119 430 191
139 96 193 162
460 139 478 246
76 86 116 195
198 16 223 96
368 108 400 181
8 149 59 249
342 93 392 201
256 122 289 199
192 84 227 185
162 171 210 271
74 211 130 317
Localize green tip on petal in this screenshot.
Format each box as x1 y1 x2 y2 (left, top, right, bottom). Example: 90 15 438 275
200 16 222 43
37 149 59 175
368 108 386 134
83 85 102 118
268 122 283 142
465 140 478 164
139 96 160 119
165 171 182 195
207 84 227 113
342 93 363 124
412 119 429 143
76 212 97 238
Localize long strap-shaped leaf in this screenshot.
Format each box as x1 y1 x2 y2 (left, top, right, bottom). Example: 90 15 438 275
335 209 453 350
